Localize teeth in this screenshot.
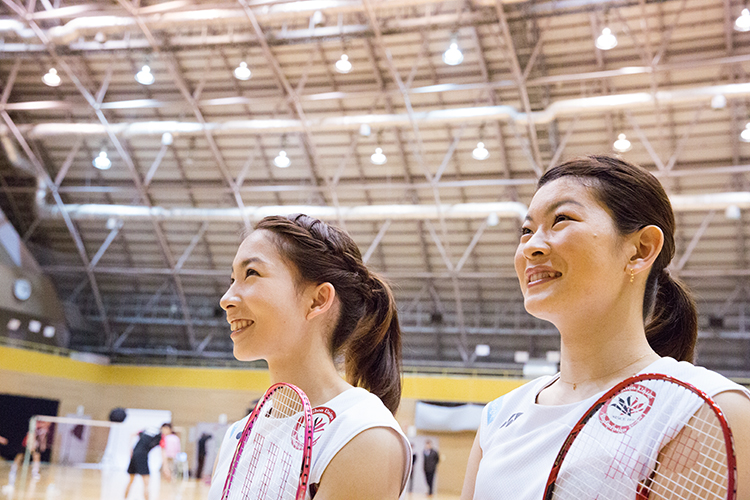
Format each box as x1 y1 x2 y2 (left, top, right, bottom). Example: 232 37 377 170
528 271 560 283
230 319 251 331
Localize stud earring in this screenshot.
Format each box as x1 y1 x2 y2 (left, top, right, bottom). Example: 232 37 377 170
630 269 635 284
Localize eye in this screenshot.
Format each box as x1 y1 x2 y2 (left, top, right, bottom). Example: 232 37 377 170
553 213 572 225
245 268 259 278
229 277 235 285
519 226 532 237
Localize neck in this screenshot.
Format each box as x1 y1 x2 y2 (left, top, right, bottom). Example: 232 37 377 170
266 340 351 408
546 292 660 401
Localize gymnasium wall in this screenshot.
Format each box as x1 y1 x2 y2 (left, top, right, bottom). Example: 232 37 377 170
0 345 526 495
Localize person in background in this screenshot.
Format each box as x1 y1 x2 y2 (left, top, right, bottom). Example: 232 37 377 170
159 423 180 481
9 420 50 483
124 427 162 500
195 433 212 480
422 440 440 496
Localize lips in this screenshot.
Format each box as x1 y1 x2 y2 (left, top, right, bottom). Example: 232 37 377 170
527 270 562 285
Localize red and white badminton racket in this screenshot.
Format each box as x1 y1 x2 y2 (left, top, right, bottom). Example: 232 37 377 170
220 383 313 500
544 373 736 500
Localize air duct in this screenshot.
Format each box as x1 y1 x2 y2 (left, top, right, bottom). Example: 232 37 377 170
4 82 749 138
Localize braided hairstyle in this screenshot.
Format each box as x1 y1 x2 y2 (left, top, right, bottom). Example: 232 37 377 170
254 214 402 413
538 155 697 362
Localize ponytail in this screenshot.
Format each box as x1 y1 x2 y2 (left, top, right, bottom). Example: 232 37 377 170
645 269 697 362
343 274 402 414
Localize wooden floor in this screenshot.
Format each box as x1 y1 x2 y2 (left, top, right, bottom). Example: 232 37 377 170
0 462 459 500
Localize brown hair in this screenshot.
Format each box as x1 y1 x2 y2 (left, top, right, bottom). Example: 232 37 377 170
538 155 697 362
254 214 402 413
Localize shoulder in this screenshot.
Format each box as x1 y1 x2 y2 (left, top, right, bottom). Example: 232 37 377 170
313 427 406 500
650 357 750 398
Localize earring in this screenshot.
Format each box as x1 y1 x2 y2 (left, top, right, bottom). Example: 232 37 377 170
630 269 635 284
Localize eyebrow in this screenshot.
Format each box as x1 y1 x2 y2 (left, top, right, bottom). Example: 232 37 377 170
524 199 585 222
231 257 267 275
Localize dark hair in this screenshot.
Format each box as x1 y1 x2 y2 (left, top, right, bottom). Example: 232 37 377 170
538 155 697 362
254 214 402 413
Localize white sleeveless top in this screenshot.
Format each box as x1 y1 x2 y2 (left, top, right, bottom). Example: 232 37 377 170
472 357 750 500
207 387 412 500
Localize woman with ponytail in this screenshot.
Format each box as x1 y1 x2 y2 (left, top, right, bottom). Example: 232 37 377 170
209 214 410 500
462 155 750 500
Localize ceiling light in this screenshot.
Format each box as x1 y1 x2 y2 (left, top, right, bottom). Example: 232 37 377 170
42 68 61 87
370 147 387 165
736 9 750 32
595 27 618 51
472 142 489 160
161 132 173 146
725 205 742 220
475 344 490 357
93 150 112 170
442 38 464 66
359 123 371 137
711 94 727 109
7 318 21 331
233 62 252 81
43 326 55 338
335 54 352 74
741 123 750 142
613 133 632 153
486 213 499 226
135 65 155 85
273 150 291 168
28 320 41 333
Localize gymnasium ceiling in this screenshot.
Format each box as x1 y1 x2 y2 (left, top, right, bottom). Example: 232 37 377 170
1 0 750 376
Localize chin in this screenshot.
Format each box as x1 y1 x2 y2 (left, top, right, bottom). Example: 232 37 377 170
522 296 557 323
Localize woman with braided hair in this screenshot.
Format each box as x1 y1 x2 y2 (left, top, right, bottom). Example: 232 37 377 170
208 214 411 500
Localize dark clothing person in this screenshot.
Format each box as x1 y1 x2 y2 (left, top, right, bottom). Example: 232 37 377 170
423 447 439 495
127 431 161 476
196 433 212 479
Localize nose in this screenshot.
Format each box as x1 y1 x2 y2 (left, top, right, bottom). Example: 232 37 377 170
219 286 238 312
520 230 550 260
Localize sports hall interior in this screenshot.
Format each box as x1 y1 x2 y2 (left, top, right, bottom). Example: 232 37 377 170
1 0 750 498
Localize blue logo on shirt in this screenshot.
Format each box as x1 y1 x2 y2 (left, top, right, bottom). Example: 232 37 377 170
487 397 503 424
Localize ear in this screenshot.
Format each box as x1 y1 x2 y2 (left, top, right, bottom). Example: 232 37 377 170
305 282 337 321
627 225 664 278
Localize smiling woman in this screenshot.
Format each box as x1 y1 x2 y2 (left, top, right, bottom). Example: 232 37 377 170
461 156 750 500
210 214 411 500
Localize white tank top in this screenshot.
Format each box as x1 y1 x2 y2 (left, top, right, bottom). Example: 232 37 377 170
207 387 412 500
472 357 750 500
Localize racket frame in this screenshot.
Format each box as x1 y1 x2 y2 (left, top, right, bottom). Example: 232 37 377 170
543 373 737 500
220 382 314 500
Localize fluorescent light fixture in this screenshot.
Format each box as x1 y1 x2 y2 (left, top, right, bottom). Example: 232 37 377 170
42 68 61 87
335 54 352 74
28 320 42 333
442 39 464 66
546 350 561 363
273 150 291 168
161 132 174 146
370 147 387 165
472 141 489 160
613 133 632 153
741 123 750 143
7 318 21 331
736 8 750 32
359 123 371 137
93 150 112 170
725 204 742 220
596 27 618 51
135 65 155 85
486 213 499 226
43 326 55 338
233 62 252 80
475 344 490 357
106 217 119 230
